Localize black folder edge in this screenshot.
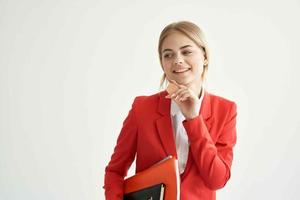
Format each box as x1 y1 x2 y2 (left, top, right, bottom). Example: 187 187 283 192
124 155 181 200
124 183 165 200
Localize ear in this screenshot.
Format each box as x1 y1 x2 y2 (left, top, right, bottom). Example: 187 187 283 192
202 47 208 64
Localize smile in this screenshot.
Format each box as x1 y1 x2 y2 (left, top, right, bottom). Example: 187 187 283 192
173 68 191 73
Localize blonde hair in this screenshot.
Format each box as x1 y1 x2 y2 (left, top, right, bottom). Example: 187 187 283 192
158 21 210 89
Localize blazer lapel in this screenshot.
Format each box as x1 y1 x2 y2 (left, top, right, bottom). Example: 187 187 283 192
200 90 214 132
155 89 214 159
156 91 178 158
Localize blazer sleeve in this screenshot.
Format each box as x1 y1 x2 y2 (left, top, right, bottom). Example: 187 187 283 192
103 97 139 200
182 102 237 190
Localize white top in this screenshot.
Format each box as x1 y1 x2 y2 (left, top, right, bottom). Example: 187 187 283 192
170 86 205 174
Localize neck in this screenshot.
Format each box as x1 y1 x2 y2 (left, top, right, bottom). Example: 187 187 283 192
187 81 203 99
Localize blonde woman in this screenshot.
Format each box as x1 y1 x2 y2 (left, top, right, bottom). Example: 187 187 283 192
103 21 237 200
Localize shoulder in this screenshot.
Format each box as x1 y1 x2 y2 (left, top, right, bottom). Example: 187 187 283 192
207 91 237 115
132 90 162 104
130 90 164 112
208 92 236 106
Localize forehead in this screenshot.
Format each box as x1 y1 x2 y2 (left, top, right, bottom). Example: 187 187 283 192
161 31 195 50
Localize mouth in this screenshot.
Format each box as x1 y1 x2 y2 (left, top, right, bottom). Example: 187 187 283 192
173 68 191 74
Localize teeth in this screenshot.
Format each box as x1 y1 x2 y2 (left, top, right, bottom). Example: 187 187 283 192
174 69 189 73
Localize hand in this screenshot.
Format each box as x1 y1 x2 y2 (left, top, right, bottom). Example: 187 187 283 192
165 80 201 120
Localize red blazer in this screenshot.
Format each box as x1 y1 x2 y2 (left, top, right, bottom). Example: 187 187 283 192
103 89 237 200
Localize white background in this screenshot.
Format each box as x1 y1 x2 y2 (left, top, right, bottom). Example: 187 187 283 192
1 0 300 199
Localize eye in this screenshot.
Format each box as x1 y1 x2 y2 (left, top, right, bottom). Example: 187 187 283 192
182 50 192 55
163 53 173 58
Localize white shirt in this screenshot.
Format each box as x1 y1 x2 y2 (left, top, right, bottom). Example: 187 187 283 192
170 86 205 174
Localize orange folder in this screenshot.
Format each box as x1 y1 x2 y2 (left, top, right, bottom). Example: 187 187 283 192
124 155 180 200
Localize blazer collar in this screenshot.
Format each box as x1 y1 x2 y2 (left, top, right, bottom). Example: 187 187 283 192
155 89 213 158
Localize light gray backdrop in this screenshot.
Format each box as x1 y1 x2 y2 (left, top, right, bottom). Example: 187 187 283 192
1 0 300 199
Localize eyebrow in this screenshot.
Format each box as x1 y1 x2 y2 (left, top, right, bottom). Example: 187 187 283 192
162 45 193 53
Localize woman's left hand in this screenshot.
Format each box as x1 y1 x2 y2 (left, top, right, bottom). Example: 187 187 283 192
166 80 201 120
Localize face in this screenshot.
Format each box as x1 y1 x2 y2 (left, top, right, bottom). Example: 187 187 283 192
161 31 206 88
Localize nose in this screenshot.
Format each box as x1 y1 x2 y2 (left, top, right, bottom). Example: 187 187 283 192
173 54 184 65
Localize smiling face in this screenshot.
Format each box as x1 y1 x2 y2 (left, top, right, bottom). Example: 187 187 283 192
161 31 206 89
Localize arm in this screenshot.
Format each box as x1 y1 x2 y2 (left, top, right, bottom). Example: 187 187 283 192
103 97 139 200
183 102 237 190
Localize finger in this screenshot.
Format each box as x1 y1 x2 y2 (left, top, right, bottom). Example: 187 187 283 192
171 88 186 99
177 89 189 99
179 92 191 101
174 89 189 101
165 94 171 98
166 82 179 95
176 90 189 101
180 88 198 101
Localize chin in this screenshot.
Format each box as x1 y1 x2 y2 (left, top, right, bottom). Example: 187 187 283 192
175 77 193 86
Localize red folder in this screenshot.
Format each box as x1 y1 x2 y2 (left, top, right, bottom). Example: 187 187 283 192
124 155 180 200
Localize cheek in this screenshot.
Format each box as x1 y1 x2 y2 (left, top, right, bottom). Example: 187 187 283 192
190 52 205 66
162 60 172 71
189 58 202 67
189 60 204 73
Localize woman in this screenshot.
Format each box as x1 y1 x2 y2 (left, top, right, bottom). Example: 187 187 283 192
103 21 237 200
